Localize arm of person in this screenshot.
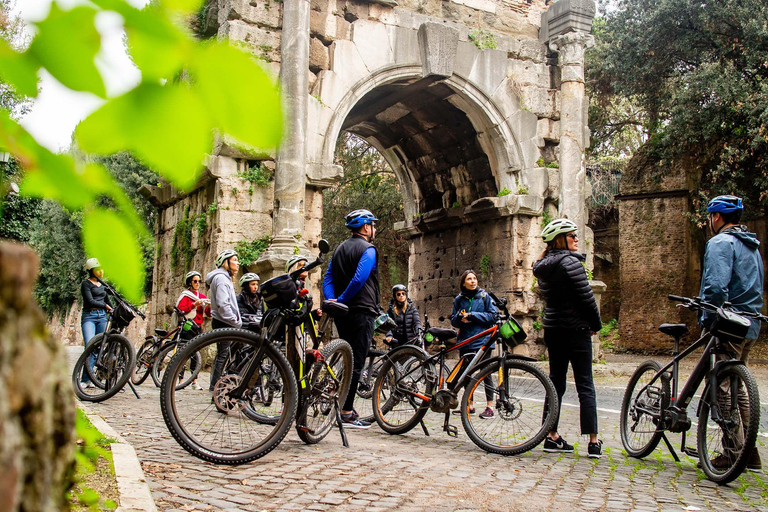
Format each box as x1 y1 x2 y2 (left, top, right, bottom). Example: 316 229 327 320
699 238 735 327
213 275 242 327
177 295 196 314
562 256 602 332
322 256 337 300
336 247 377 304
450 297 463 328
468 293 498 325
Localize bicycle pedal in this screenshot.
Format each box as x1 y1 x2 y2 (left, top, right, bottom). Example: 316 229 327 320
682 447 699 458
444 424 458 437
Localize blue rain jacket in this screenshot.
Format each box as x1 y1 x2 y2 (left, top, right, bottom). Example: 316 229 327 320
450 288 498 351
698 226 764 339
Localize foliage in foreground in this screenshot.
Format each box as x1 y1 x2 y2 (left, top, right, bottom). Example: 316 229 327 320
0 0 282 302
67 409 117 512
587 0 768 216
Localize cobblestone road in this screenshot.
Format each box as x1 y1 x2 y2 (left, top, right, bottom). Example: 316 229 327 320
70 348 768 511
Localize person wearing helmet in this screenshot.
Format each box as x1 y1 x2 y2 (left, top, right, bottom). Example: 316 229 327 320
174 271 212 390
79 258 113 387
322 208 380 429
237 273 262 331
699 195 763 471
205 249 242 392
286 255 310 287
533 218 603 458
385 284 422 348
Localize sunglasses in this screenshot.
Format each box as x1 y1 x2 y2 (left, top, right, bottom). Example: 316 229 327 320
191 279 201 283
567 233 578 240
395 292 406 296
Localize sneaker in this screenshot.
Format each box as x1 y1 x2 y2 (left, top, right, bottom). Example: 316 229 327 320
543 436 574 453
588 440 604 459
341 412 371 429
194 383 204 390
479 407 494 419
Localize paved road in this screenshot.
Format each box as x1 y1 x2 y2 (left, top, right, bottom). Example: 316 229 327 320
68 347 768 511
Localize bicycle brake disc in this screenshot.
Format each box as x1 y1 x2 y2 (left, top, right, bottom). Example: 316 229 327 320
212 375 247 414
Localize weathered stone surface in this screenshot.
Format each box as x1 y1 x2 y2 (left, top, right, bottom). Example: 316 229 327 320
418 22 460 78
507 58 550 88
467 48 507 97
223 20 281 62
309 36 330 72
386 25 421 65
329 39 369 86
520 85 559 118
0 243 75 512
351 19 395 72
219 0 282 29
539 0 596 43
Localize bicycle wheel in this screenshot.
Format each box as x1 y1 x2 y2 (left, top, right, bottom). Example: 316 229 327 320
461 357 557 455
160 328 297 464
373 346 433 435
241 351 286 426
697 363 760 484
152 343 202 390
131 340 155 385
72 334 136 403
354 356 383 423
620 360 666 458
297 338 354 444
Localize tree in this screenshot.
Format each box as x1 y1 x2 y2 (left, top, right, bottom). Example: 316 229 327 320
587 0 768 216
323 133 409 297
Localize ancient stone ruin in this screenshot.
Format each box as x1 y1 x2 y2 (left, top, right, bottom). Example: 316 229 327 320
143 0 603 353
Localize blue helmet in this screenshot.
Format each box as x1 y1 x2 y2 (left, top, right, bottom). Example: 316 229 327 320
706 195 744 214
345 209 378 229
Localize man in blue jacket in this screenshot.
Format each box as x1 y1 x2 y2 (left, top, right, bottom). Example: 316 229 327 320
699 195 764 471
323 209 380 429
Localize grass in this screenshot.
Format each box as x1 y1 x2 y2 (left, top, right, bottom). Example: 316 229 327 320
68 409 118 512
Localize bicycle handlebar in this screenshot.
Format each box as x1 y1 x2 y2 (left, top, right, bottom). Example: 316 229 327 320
97 278 146 319
668 294 768 322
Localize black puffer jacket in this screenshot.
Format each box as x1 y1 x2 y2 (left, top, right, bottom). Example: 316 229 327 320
533 249 602 332
386 298 422 346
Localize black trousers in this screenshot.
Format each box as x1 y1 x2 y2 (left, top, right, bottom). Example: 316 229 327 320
209 318 232 391
335 311 375 411
544 327 598 435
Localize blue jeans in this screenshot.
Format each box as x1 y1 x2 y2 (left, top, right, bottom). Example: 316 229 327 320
81 309 108 383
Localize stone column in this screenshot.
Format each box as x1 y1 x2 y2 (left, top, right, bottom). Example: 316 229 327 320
257 0 312 274
550 31 594 242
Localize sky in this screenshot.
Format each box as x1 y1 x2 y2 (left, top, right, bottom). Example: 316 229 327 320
11 0 149 152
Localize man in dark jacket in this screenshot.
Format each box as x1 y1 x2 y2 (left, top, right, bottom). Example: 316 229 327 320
385 284 422 347
699 195 764 471
322 209 380 429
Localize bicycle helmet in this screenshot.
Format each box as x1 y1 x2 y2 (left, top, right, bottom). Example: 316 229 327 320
285 255 308 273
215 249 238 268
345 209 378 229
84 257 101 270
540 218 577 243
706 195 744 214
239 272 260 287
392 284 407 295
185 271 201 287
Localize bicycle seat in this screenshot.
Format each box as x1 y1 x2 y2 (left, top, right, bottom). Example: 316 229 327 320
427 327 457 341
369 348 386 358
658 323 688 338
321 300 349 318
154 328 168 337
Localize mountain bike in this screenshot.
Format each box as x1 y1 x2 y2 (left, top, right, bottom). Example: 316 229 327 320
131 307 203 389
620 294 765 484
159 239 354 464
72 281 144 402
372 292 559 455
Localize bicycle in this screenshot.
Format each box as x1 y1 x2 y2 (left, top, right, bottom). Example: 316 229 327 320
620 294 764 484
72 280 145 402
131 307 203 389
372 292 559 455
159 239 354 464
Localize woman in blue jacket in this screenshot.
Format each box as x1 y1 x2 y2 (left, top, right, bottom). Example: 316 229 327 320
450 269 498 418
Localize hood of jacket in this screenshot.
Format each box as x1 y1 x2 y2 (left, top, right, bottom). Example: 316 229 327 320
533 250 585 280
720 225 760 250
205 267 230 287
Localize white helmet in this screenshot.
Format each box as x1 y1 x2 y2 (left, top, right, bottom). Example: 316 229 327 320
239 273 260 287
540 219 577 243
84 258 101 270
215 249 238 268
285 255 309 273
185 271 201 286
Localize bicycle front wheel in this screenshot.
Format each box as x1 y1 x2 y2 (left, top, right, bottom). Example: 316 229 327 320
160 328 297 464
153 343 202 389
72 334 136 402
297 338 353 444
620 360 666 458
697 362 760 484
373 346 433 435
131 340 155 385
461 357 557 455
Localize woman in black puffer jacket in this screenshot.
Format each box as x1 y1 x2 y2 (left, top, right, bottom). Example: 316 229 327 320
385 284 422 347
533 218 603 459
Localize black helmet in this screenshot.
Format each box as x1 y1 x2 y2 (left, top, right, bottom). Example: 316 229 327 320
392 284 407 295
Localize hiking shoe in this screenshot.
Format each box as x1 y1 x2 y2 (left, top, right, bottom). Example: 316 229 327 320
588 440 604 459
543 436 574 453
479 407 494 419
341 412 371 429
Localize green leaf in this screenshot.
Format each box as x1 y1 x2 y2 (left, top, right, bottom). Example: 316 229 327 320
82 208 144 302
161 0 205 12
76 487 100 506
193 43 283 150
123 6 191 81
0 40 40 97
75 83 212 190
28 4 106 98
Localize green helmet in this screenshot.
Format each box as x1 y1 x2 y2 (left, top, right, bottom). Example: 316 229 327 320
540 218 577 243
215 249 237 268
285 255 308 273
239 272 260 287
